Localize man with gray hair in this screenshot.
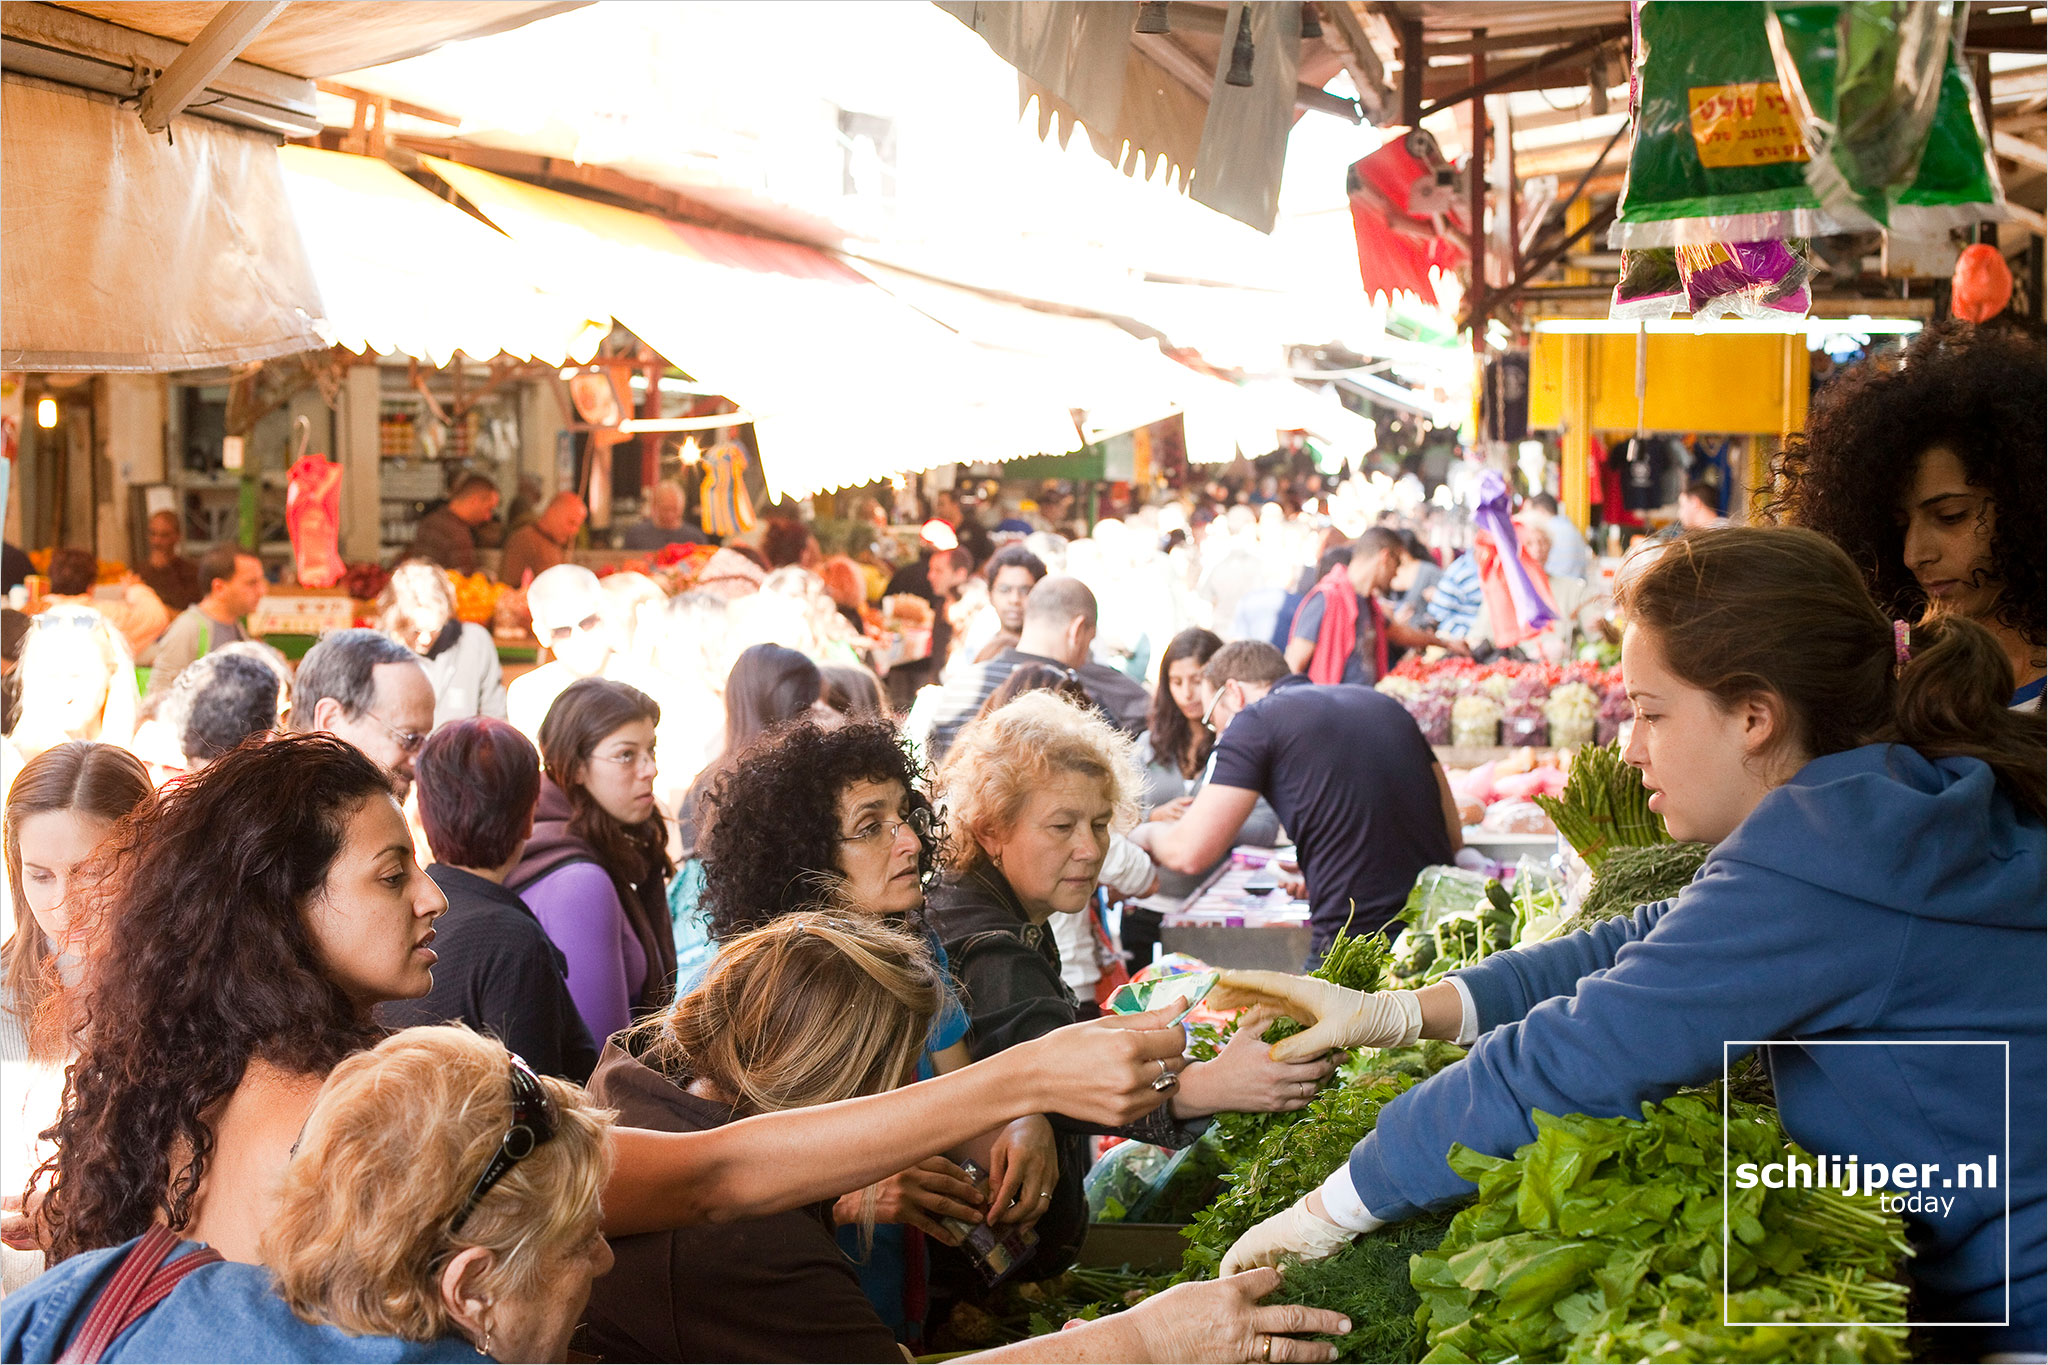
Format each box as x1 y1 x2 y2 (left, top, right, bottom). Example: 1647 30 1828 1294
922 574 1149 763
293 627 435 799
621 480 706 551
507 563 610 743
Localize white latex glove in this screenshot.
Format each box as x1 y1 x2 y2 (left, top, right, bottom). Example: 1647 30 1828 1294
1208 970 1423 1063
1220 1197 1357 1276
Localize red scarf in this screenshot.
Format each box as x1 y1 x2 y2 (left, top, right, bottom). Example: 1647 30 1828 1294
1294 565 1388 684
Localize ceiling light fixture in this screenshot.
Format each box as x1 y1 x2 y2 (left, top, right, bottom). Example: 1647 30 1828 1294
1300 2 1322 39
1135 1 1170 34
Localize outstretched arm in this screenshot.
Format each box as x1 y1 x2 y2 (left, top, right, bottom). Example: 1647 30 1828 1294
601 1006 1188 1233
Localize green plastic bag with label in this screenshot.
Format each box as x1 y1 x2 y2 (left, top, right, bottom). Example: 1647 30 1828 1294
1615 0 2002 247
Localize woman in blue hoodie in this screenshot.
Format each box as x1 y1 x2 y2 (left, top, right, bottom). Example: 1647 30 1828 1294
1210 527 2046 1358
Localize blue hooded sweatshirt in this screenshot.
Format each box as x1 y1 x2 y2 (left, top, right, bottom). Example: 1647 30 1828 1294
1347 745 2045 1355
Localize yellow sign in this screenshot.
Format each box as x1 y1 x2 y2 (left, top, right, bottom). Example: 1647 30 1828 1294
1687 82 1810 169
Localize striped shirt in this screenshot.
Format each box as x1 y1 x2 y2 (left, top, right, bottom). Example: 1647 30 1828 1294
1426 552 1484 639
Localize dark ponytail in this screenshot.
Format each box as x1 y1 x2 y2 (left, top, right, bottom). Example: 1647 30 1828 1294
1621 527 2045 819
1885 614 2046 821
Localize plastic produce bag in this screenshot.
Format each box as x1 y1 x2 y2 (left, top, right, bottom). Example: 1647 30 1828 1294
1615 1 2003 247
1612 246 1684 319
1674 237 1813 318
1764 1 1995 231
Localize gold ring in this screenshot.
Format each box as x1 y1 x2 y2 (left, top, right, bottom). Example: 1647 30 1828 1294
1260 1333 1273 1363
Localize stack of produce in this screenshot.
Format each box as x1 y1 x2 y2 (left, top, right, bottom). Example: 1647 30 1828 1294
1388 869 1566 990
1380 658 1618 752
1412 1095 1912 1363
1563 841 1713 933
450 572 506 624
1531 742 1667 871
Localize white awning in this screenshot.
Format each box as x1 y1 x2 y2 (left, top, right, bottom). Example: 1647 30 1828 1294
420 156 1091 500
277 146 610 367
1 74 324 371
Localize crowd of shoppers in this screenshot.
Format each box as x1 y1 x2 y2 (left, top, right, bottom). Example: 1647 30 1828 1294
0 323 2040 1360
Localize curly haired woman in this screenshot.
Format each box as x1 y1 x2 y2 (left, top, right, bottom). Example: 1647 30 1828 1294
1772 321 2046 709
696 719 1052 1345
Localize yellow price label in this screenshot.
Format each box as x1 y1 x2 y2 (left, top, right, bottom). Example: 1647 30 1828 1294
1687 82 1810 169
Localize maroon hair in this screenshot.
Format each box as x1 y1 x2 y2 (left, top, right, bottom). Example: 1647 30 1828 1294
762 517 812 569
37 733 394 1262
416 717 542 870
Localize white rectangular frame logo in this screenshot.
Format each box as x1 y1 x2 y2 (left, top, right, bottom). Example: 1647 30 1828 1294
1720 1038 2011 1329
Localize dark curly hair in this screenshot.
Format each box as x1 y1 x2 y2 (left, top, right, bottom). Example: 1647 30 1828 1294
700 720 937 942
36 733 392 1263
1769 321 2044 648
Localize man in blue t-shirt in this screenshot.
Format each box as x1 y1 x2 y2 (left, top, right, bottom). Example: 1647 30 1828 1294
1127 640 1460 953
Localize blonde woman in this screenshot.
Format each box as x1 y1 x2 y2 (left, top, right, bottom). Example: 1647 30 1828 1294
10 609 137 763
582 912 1349 1365
4 1025 613 1362
928 692 1339 1280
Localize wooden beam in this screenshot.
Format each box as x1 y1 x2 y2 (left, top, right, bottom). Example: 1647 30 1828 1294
1422 27 1619 59
1418 29 1625 119
1994 128 2048 171
137 0 289 133
2007 203 2048 237
319 80 461 128
1319 0 1394 123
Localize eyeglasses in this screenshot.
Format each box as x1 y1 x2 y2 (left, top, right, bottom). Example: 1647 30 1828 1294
450 1055 558 1233
544 613 602 646
364 711 428 756
838 807 936 847
1200 684 1232 732
592 744 658 772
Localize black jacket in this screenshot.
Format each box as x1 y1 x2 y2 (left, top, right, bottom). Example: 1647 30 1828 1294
927 866 1202 1278
376 864 599 1083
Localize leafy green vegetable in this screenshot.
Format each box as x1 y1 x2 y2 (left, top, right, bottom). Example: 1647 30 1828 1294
1269 1211 1459 1362
1562 841 1712 933
1182 1077 1417 1280
1533 742 1668 869
1411 1094 1912 1364
1212 921 1392 1158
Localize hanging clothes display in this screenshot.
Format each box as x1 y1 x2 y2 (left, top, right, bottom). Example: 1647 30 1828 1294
699 436 756 540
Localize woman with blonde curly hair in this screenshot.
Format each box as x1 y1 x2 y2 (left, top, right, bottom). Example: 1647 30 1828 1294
927 691 1336 1282
3 1024 614 1362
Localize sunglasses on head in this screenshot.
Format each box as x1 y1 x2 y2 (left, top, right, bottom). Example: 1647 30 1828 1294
449 1054 558 1233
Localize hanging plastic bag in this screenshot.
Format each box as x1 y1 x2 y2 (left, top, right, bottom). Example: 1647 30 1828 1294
1951 241 2013 323
1616 1 2004 247
1611 246 1685 319
1674 237 1814 318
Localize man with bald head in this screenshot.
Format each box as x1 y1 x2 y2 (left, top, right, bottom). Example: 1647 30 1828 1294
924 573 1150 763
507 563 611 743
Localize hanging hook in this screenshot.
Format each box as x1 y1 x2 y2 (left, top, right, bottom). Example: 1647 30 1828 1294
291 413 312 462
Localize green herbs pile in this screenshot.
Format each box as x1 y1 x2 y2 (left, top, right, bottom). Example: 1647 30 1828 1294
1412 1094 1912 1364
1563 840 1713 933
1268 1212 1459 1364
1533 741 1668 870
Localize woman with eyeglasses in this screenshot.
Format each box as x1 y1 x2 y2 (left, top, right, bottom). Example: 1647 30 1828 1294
7 1024 610 1363
696 719 1042 1345
581 912 1347 1365
510 678 676 1048
27 732 1189 1282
